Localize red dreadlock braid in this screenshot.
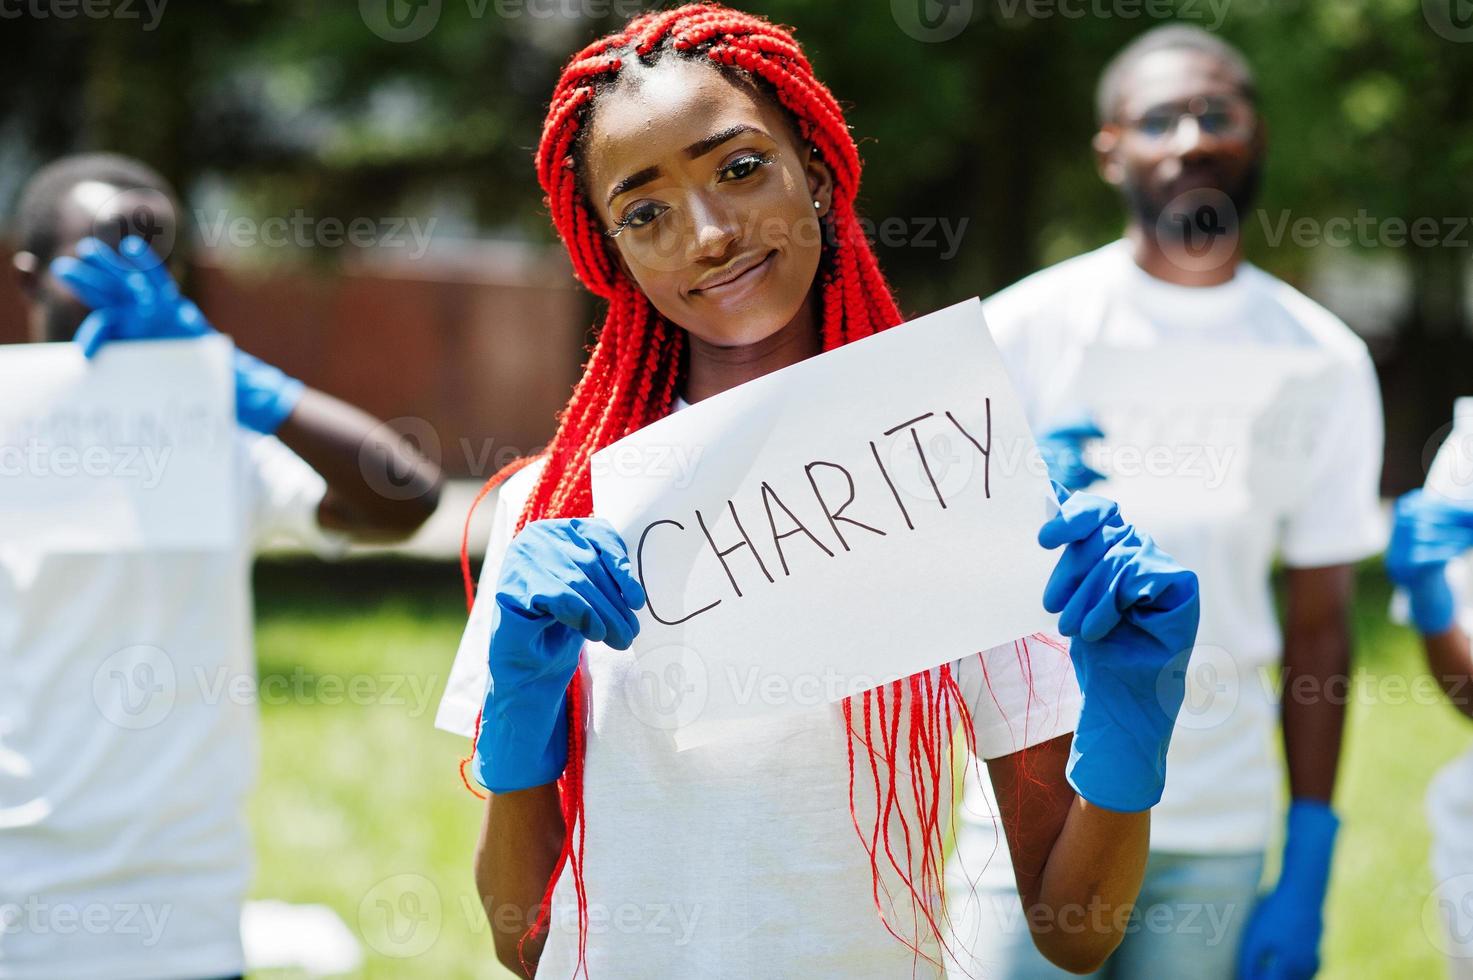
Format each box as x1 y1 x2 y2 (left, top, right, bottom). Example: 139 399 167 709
458 3 984 973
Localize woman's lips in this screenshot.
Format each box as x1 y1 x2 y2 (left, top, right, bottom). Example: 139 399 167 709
692 250 776 301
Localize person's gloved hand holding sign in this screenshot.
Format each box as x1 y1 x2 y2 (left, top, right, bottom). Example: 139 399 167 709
1039 482 1200 812
474 518 647 793
475 483 1198 805
51 235 304 436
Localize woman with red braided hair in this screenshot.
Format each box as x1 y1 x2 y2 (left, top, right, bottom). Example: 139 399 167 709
434 4 1200 977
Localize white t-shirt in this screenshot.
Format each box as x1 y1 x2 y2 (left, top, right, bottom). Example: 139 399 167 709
436 456 1083 978
1410 406 1473 969
0 433 344 980
960 240 1385 860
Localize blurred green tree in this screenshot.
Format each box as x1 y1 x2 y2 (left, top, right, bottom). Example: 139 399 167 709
3 0 1467 485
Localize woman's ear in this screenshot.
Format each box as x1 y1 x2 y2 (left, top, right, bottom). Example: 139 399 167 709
804 146 835 218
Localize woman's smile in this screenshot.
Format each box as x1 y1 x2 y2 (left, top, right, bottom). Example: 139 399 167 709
690 248 777 304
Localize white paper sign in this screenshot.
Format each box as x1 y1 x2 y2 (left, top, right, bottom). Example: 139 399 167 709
591 298 1059 750
1067 344 1340 520
0 335 236 552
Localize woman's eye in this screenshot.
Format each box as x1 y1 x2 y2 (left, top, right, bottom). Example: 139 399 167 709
720 152 773 181
621 203 666 230
608 155 772 238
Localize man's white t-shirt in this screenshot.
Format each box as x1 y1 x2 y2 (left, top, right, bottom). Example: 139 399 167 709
436 454 1083 978
958 240 1384 865
0 433 343 980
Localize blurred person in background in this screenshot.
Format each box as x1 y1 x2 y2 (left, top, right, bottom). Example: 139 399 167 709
945 26 1384 980
0 152 443 980
1386 400 1473 980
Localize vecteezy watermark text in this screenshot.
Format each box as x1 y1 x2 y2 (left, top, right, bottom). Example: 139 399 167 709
0 0 167 30
1259 209 1473 250
194 209 437 260
0 441 171 489
0 897 172 946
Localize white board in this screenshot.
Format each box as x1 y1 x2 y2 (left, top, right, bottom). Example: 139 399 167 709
591 298 1059 750
0 335 236 553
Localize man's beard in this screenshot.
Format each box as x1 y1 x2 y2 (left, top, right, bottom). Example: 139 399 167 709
1124 159 1263 242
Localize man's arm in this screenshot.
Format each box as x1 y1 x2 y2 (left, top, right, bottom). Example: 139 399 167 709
275 388 442 541
989 734 1150 974
1280 563 1356 802
1423 626 1473 722
475 785 565 977
1234 563 1354 977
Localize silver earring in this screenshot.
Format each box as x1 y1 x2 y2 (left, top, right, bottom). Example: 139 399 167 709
813 201 821 210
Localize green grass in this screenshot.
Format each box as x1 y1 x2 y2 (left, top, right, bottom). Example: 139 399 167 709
248 558 510 980
246 559 1473 979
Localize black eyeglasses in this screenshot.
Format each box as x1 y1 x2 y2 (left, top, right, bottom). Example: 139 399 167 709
1125 94 1257 143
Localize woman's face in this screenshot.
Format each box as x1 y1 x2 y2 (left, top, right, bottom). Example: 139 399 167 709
583 57 833 348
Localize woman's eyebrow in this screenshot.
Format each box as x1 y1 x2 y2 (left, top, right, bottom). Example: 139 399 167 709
682 123 764 160
605 124 770 206
607 166 661 206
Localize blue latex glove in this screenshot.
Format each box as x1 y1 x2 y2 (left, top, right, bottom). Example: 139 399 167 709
52 236 304 434
1385 489 1473 635
1037 413 1106 491
1237 799 1339 980
1039 483 1200 812
472 518 647 793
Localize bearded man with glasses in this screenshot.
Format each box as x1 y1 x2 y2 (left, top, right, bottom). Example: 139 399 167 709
944 25 1384 980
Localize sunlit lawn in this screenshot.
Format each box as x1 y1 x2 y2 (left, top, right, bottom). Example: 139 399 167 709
246 558 1472 979
249 558 508 979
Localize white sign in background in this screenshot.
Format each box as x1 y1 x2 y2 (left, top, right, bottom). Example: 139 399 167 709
592 298 1060 750
1068 344 1341 521
0 335 236 552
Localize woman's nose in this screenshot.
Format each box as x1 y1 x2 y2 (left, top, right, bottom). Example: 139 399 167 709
687 194 741 262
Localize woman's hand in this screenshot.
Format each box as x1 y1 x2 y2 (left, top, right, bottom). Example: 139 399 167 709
474 517 647 794
1039 483 1200 812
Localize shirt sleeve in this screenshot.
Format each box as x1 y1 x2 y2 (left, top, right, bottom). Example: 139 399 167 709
954 632 1081 760
1280 352 1387 568
245 432 351 558
434 478 522 737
